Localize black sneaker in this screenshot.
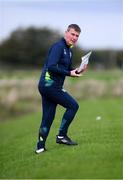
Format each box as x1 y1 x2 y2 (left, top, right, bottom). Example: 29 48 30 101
56 135 78 145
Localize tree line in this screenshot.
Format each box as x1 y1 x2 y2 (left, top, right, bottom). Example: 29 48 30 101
0 27 123 69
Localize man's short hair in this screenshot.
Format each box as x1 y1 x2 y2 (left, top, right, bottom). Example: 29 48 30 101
67 24 81 33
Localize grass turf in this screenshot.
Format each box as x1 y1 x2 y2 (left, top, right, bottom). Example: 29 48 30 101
0 98 123 179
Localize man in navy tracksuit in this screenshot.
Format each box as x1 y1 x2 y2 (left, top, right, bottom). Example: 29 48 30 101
36 24 87 154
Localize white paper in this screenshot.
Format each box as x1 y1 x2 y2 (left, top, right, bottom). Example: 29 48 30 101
77 51 92 73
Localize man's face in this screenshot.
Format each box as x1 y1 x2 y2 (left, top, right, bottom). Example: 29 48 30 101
65 28 80 46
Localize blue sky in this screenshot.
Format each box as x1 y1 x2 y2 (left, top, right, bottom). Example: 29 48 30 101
0 0 123 49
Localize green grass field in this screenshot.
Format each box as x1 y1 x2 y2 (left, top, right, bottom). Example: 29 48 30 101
0 97 123 179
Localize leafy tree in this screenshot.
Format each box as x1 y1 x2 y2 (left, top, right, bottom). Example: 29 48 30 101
0 27 61 67
116 50 123 69
0 26 122 69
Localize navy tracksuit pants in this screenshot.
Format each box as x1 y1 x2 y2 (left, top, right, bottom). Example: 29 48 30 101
38 83 79 147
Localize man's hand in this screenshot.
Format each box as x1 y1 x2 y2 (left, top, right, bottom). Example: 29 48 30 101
70 69 82 77
76 64 88 74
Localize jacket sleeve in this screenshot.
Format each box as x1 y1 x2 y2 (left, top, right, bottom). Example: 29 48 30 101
47 44 70 76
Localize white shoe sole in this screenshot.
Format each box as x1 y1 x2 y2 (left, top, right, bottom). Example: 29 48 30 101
35 148 45 154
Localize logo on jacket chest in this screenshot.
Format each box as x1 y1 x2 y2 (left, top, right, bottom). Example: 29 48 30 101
64 49 67 55
69 51 72 58
64 49 72 58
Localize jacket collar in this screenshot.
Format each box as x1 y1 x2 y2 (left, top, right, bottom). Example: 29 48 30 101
61 38 72 48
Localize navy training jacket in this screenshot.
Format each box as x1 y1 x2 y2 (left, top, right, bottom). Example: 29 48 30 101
38 38 73 88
